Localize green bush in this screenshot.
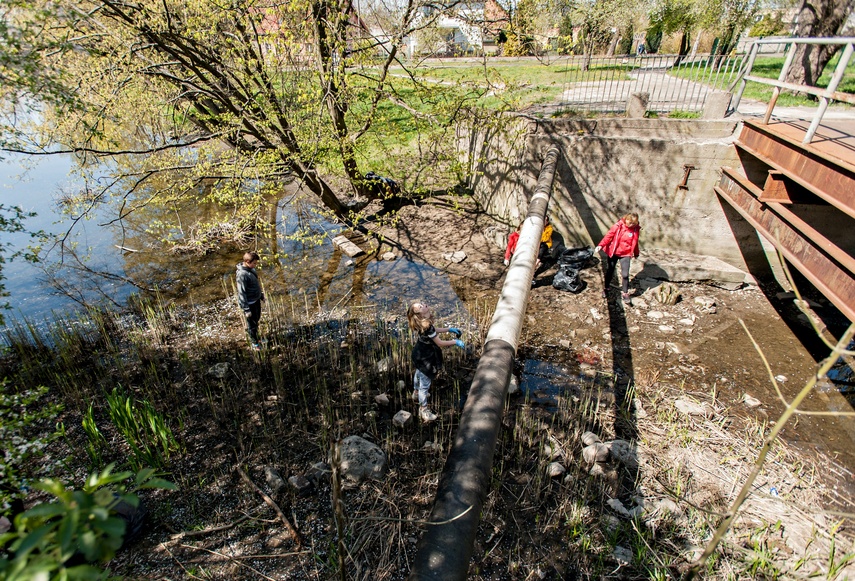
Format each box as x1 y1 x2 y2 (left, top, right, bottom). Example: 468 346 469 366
0 381 63 518
0 465 176 580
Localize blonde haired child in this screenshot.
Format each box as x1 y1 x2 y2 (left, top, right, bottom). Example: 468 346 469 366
407 302 464 422
595 212 641 305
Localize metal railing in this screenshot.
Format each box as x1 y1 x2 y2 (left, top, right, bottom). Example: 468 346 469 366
555 53 745 114
731 37 855 143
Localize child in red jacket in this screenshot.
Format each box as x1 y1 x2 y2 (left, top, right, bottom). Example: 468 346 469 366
596 213 640 305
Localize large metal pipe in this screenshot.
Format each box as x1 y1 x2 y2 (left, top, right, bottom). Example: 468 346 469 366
409 146 560 580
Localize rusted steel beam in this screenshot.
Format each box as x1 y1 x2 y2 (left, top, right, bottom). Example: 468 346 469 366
737 121 855 219
759 171 792 204
717 169 855 322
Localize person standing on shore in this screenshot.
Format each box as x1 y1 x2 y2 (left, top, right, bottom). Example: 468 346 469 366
407 301 465 423
596 213 641 305
236 251 265 350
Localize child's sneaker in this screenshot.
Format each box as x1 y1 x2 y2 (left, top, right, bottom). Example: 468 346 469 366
411 390 419 402
419 407 438 422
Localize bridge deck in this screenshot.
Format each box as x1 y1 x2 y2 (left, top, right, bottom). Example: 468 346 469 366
762 118 855 171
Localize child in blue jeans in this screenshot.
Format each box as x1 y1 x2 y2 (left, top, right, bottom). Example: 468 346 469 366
407 302 465 422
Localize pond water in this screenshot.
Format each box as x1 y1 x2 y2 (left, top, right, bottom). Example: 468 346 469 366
0 153 468 328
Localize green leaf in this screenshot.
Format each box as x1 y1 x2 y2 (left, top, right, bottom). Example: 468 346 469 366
57 508 79 554
137 477 178 490
92 516 125 539
11 523 53 557
65 563 110 580
19 502 65 522
134 468 155 485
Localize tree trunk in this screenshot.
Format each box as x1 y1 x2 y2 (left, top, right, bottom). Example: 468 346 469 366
784 0 855 86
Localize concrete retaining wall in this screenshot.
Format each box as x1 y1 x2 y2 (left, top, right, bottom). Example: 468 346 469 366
462 117 771 274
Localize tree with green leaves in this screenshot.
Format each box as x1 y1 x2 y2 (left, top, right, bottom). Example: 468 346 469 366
0 0 480 239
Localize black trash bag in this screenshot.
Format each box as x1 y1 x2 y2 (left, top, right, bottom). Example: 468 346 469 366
364 171 400 197
558 246 595 268
552 265 586 293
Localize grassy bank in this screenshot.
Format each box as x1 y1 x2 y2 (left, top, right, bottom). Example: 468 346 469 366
2 290 852 579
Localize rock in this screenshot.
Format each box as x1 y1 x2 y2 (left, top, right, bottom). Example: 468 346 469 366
547 462 566 477
559 339 571 349
338 436 387 483
306 462 331 484
397 380 406 391
507 375 520 395
207 362 229 379
711 281 743 291
674 397 709 416
633 398 648 419
607 440 635 466
607 498 631 517
633 298 649 309
581 431 601 446
0 516 10 535
374 393 389 406
582 442 610 464
743 394 761 408
544 442 562 460
441 251 467 263
647 311 665 320
775 375 787 383
364 410 377 419
694 296 716 314
382 251 396 261
613 546 633 565
345 260 353 267
590 308 603 321
658 325 675 334
422 441 442 452
650 498 681 516
376 356 391 373
392 410 412 428
666 342 682 354
350 391 362 400
678 316 696 326
288 475 313 495
628 326 640 333
652 283 680 305
264 466 286 492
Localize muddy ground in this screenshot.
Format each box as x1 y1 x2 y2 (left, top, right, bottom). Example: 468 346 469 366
7 196 855 580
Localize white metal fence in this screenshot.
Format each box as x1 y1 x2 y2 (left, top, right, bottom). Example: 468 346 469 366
555 53 746 114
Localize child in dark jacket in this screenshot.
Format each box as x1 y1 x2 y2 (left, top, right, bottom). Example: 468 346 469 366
596 213 641 305
407 302 465 422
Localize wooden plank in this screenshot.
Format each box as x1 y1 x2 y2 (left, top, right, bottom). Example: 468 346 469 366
332 235 365 257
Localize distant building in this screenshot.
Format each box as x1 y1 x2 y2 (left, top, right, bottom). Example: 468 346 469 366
404 0 509 57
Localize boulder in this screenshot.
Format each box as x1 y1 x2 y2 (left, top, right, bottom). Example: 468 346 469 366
374 393 389 406
674 397 710 417
441 251 467 264
264 466 286 492
694 296 716 314
339 436 387 483
288 475 313 495
547 462 566 477
207 362 229 379
393 410 412 428
581 431 602 446
582 442 610 464
607 440 635 467
306 462 331 484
